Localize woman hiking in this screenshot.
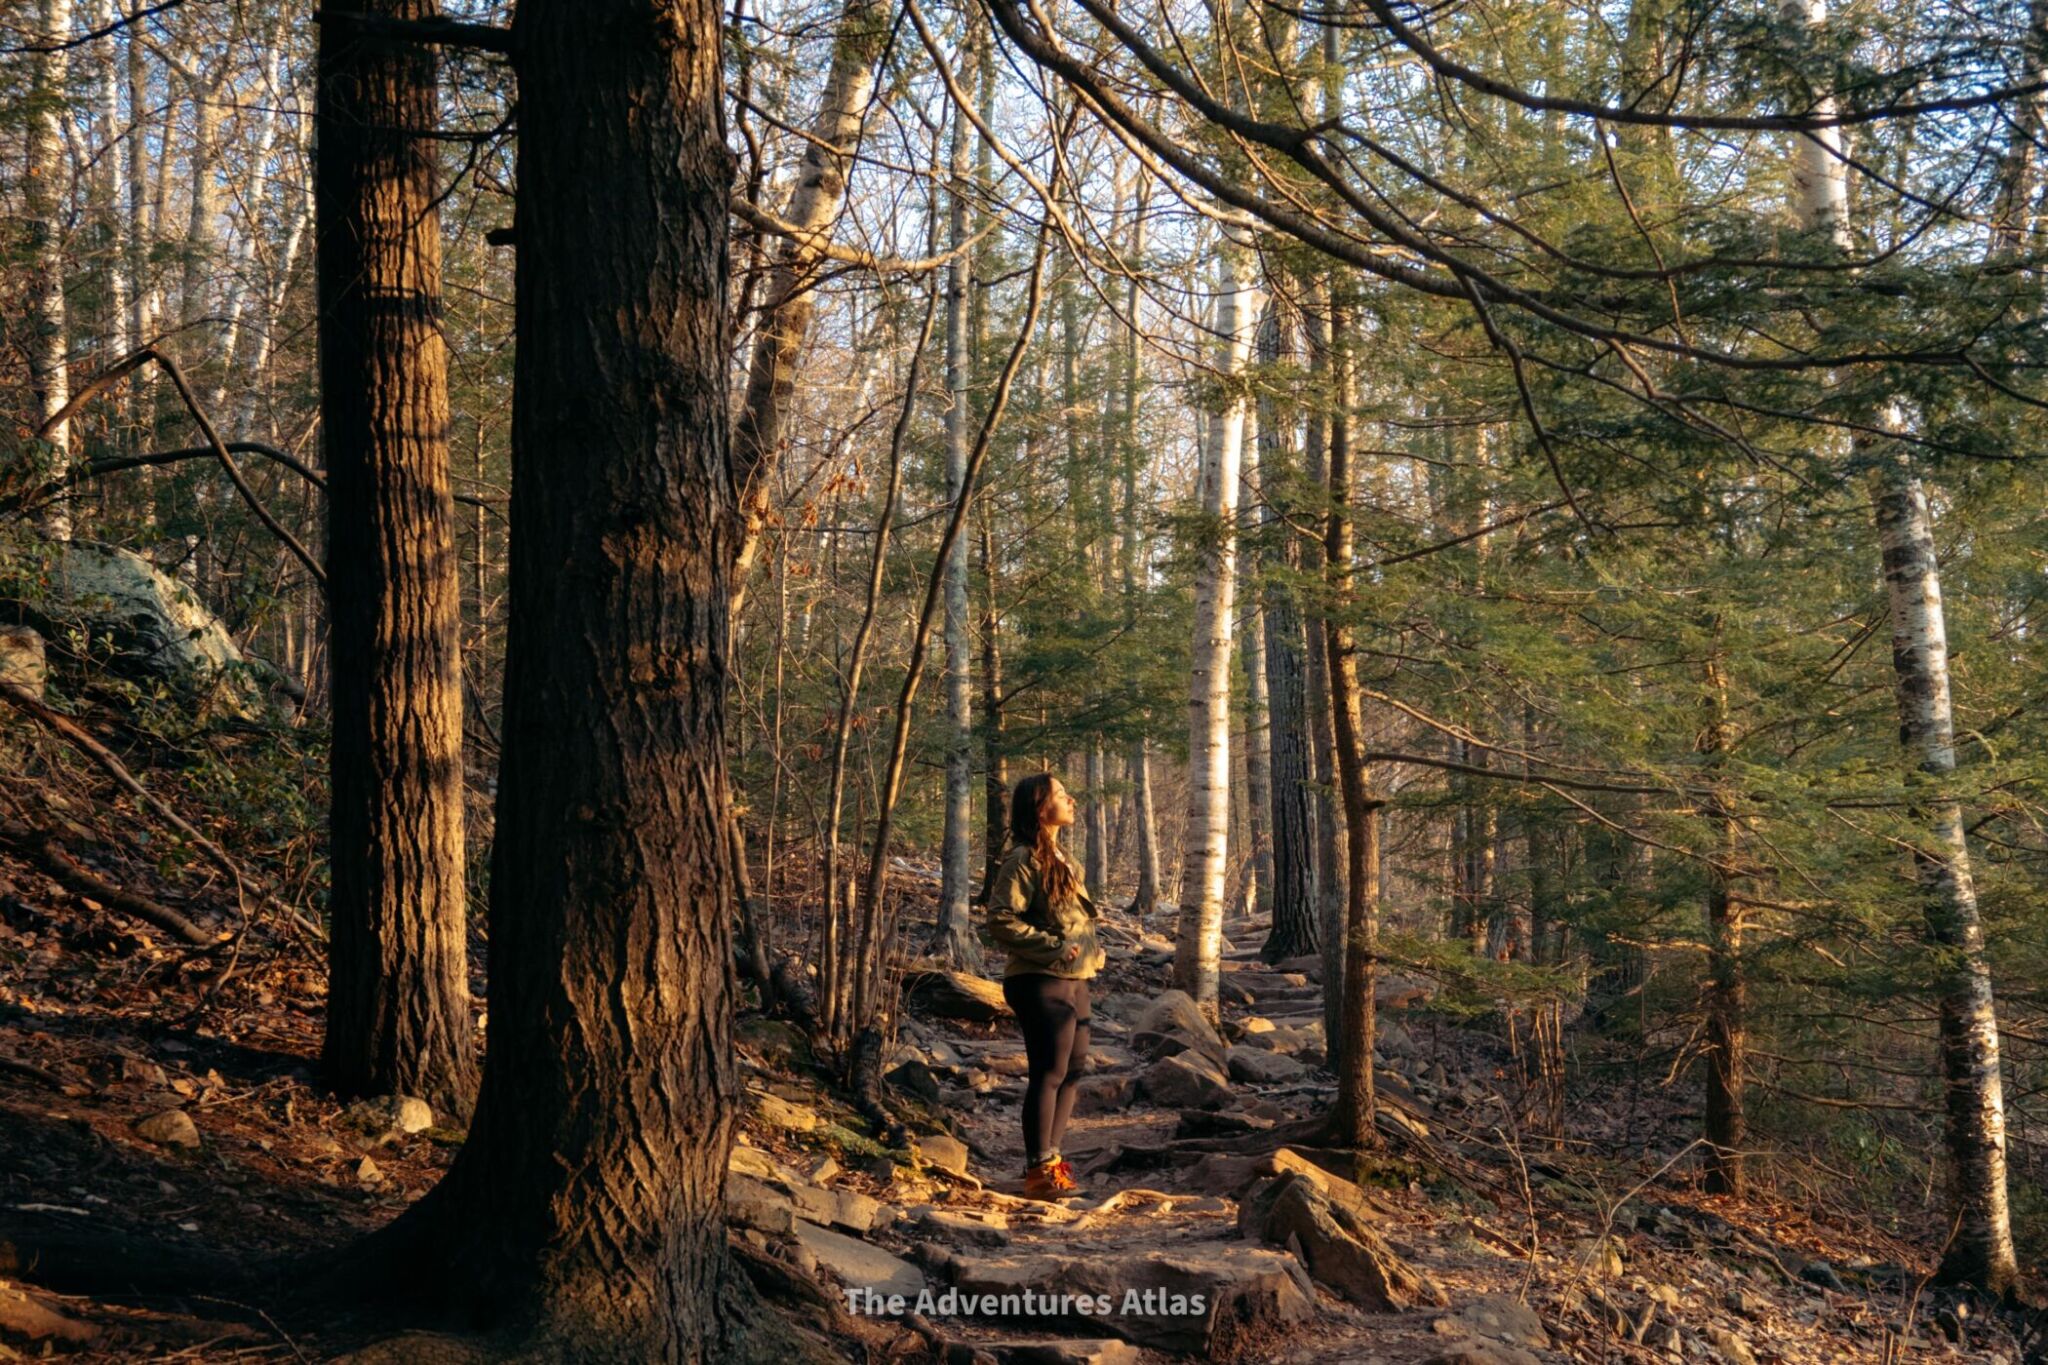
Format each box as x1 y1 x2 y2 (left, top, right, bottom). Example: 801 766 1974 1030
986 772 1108 1199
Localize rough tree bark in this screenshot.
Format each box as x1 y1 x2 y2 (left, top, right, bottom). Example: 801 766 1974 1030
1324 294 1378 1146
348 0 790 1354
1301 295 1347 1048
1173 236 1254 1016
314 0 478 1121
1255 301 1317 961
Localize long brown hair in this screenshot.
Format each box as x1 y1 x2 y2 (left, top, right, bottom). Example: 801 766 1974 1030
1008 773 1079 907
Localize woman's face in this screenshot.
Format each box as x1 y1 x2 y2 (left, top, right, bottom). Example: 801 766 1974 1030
1045 779 1077 829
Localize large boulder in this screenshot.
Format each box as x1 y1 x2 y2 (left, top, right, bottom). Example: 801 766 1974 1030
1138 1052 1232 1110
1238 1172 1444 1311
942 1242 1314 1358
1131 989 1227 1070
1226 1047 1307 1085
23 541 281 719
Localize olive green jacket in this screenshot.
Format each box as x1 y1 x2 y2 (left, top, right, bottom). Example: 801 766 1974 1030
986 843 1106 980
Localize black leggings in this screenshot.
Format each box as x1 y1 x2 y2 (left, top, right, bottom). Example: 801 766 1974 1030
1002 974 1091 1165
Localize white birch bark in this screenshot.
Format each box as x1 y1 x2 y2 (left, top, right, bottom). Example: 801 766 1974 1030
95 0 129 394
28 0 75 541
1789 0 2017 1294
1868 453 2018 1290
731 0 890 604
1174 235 1257 1013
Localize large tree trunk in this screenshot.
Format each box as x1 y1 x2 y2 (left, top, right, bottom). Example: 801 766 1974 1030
314 0 477 1121
1255 304 1316 961
1173 238 1254 1016
28 0 74 542
934 59 978 966
353 0 776 1353
1300 297 1347 1047
1870 454 2019 1295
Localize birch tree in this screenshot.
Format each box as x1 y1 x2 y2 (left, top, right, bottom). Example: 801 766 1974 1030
1173 233 1255 1013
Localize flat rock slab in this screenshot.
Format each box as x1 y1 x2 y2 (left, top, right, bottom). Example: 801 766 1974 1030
1452 1295 1550 1350
794 1221 926 1300
988 1340 1145 1365
944 1242 1315 1358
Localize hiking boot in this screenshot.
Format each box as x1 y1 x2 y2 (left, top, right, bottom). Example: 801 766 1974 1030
1022 1158 1078 1200
1051 1158 1087 1196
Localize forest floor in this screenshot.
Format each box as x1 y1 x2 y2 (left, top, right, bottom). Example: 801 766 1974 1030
0 701 2037 1360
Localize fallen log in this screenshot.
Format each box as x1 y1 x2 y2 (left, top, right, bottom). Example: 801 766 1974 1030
0 818 214 946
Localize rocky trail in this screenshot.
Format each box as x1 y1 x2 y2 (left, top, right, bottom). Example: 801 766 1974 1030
730 908 2037 1365
0 855 2033 1360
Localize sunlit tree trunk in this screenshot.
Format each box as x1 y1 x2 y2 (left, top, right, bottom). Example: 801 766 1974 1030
355 0 779 1351
1174 235 1255 1015
934 45 978 965
28 0 74 541
315 0 477 1120
730 0 888 603
1788 0 2016 1293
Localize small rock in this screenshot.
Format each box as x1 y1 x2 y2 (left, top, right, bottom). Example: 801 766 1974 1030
1422 1339 1539 1365
356 1155 383 1185
1798 1258 1846 1293
753 1092 820 1132
1574 1234 1626 1278
1704 1325 1758 1365
1138 1052 1233 1109
0 627 48 700
1074 1074 1135 1114
133 1108 200 1150
918 1133 970 1176
1723 1287 1767 1318
886 1059 941 1103
1643 1282 1682 1310
118 1056 168 1086
342 1094 434 1141
1226 1046 1307 1085
993 1341 1141 1365
1453 1295 1550 1350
